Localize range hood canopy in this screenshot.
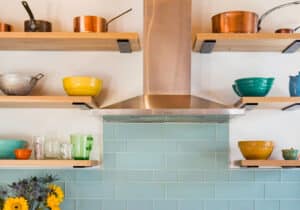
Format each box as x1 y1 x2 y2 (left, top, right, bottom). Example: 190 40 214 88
99 0 244 118
100 95 244 116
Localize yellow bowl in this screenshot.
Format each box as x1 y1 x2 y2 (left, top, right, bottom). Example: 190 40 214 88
63 76 102 96
238 141 274 160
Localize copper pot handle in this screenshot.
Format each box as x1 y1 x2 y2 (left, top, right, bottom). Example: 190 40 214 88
106 8 133 26
258 1 300 32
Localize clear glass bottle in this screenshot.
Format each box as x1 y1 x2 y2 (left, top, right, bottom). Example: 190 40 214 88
33 136 45 160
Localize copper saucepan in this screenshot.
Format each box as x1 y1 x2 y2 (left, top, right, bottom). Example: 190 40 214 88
212 1 300 33
0 22 12 32
74 8 132 32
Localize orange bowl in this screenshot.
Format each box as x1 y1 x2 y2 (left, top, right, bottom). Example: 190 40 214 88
238 141 274 160
14 149 32 160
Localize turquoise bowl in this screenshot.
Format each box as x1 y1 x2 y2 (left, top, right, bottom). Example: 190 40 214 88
233 77 274 97
0 140 27 159
282 149 299 160
235 77 275 85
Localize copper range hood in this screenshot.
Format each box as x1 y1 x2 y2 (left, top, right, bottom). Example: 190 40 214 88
99 0 244 119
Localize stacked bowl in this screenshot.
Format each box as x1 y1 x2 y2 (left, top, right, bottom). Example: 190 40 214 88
233 77 274 97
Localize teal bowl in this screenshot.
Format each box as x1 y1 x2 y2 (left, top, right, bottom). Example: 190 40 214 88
0 140 27 159
233 84 273 97
282 149 299 160
235 77 275 85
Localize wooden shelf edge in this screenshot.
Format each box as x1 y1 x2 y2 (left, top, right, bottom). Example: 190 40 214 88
234 97 300 110
0 160 100 168
240 160 300 168
0 96 98 109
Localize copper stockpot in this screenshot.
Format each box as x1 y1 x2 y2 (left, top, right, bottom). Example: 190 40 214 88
212 1 300 33
0 22 12 32
74 8 132 32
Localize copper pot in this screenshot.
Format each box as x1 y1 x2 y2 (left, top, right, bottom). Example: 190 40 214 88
74 8 132 32
0 22 12 32
212 1 300 33
275 26 300 33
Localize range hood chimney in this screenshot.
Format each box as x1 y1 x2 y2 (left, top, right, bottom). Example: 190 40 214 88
100 0 243 119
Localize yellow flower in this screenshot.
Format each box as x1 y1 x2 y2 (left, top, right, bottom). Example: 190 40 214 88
48 184 64 203
46 195 60 208
50 206 60 210
3 197 28 210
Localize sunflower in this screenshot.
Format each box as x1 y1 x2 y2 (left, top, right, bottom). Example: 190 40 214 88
48 184 64 203
46 195 60 208
3 197 28 210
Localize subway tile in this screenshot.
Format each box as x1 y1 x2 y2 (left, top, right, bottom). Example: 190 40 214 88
166 153 215 169
178 170 204 182
178 200 204 210
166 183 214 200
230 170 255 182
127 141 177 153
116 153 165 169
102 200 126 210
163 123 216 141
49 170 75 182
216 152 229 169
127 201 153 210
60 199 76 210
67 182 114 199
154 200 178 210
0 170 33 182
103 153 116 169
77 199 102 210
76 169 102 181
153 170 177 182
102 170 152 183
215 183 264 200
115 183 165 200
104 141 126 152
230 200 254 210
204 200 229 210
204 170 230 182
116 123 164 140
177 141 227 153
216 123 229 142
255 200 280 210
255 170 281 182
265 183 300 199
281 170 300 182
280 200 300 210
103 123 116 139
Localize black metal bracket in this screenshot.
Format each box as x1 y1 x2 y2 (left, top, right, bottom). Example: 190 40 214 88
240 103 259 110
199 40 216 54
282 103 300 111
72 102 93 110
117 39 132 53
282 40 300 53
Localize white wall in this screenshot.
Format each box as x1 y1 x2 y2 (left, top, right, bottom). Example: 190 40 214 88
0 0 300 165
191 0 300 166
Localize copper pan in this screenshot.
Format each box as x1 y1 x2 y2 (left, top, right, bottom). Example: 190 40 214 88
74 8 132 32
212 1 300 33
0 22 12 32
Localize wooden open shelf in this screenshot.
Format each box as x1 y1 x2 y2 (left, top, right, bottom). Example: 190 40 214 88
234 97 300 111
0 96 98 109
0 160 99 168
0 32 140 52
240 160 300 168
193 33 300 53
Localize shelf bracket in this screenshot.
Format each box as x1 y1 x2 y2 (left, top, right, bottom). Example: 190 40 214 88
240 103 259 110
282 40 300 53
199 40 216 54
282 103 300 111
72 102 93 110
117 39 132 53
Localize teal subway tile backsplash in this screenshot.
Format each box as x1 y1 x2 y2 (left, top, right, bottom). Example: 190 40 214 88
2 122 300 210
